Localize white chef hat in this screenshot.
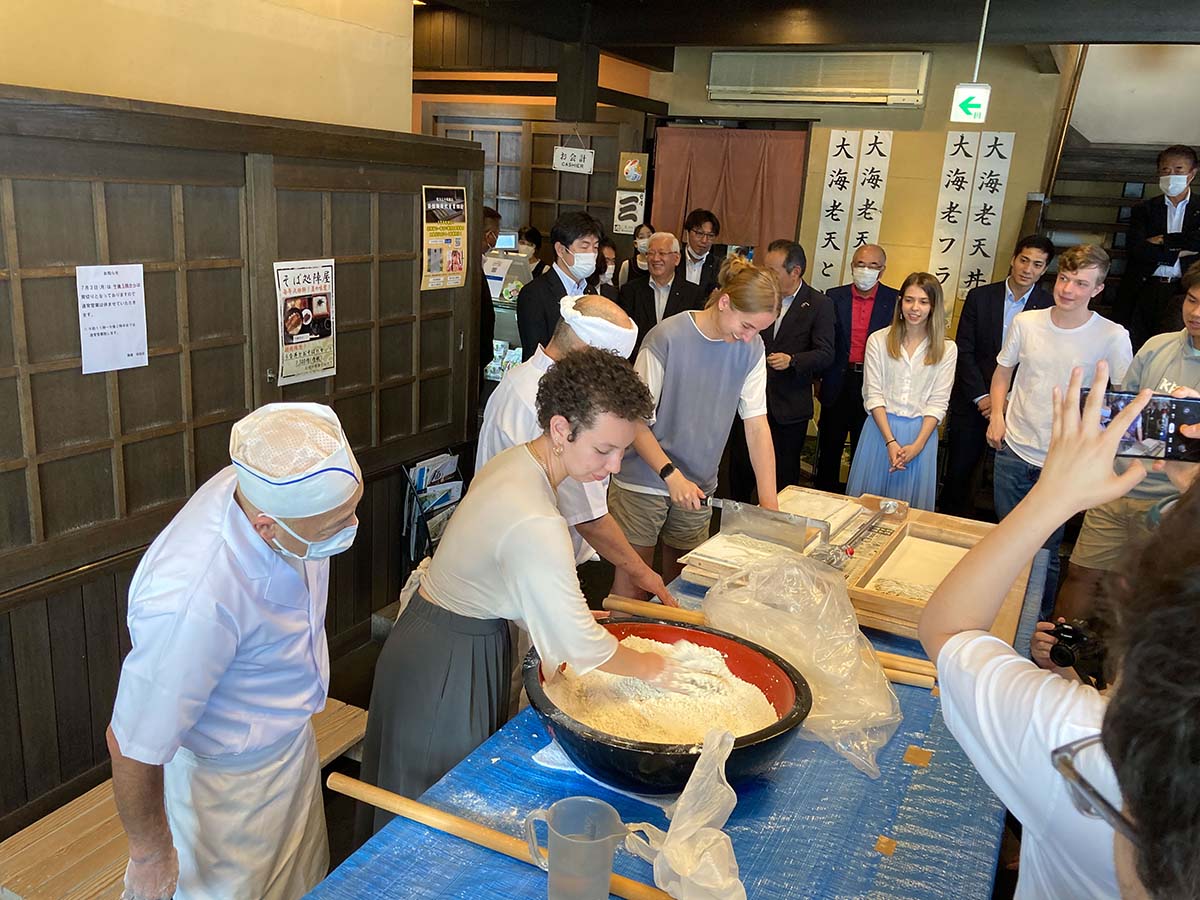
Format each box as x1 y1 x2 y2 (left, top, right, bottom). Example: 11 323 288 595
559 295 638 359
229 402 361 519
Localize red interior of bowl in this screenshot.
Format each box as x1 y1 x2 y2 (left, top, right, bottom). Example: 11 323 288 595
539 620 796 719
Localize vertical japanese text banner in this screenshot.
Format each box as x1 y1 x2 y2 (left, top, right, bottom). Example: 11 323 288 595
958 132 1017 302
841 130 893 283
811 130 860 292
928 132 982 329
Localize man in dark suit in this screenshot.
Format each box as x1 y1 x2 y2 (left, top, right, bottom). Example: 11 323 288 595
1116 144 1200 352
814 243 897 493
729 240 834 500
939 235 1055 518
516 211 601 359
676 208 722 301
618 232 703 355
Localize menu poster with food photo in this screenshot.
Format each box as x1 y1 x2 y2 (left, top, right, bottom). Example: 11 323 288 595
422 185 468 291
274 258 336 385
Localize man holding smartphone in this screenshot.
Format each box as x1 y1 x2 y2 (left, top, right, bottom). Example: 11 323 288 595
1056 260 1200 619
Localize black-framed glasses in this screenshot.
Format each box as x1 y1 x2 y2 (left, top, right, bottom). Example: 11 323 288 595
688 229 717 240
1051 734 1139 846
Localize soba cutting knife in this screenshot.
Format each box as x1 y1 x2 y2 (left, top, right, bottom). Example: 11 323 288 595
699 496 828 554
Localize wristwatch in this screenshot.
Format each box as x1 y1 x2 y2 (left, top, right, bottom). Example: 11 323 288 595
658 462 676 480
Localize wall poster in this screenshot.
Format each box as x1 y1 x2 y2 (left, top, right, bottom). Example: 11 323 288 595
811 130 860 292
927 131 983 324
421 185 468 291
275 258 336 386
841 129 894 283
76 263 148 375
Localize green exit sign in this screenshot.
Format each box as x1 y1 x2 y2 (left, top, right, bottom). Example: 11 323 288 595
951 83 990 124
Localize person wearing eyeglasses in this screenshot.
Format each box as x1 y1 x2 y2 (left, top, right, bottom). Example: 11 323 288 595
676 208 722 300
920 361 1200 899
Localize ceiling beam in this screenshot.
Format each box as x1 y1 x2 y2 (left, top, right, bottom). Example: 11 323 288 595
437 0 1200 48
1024 44 1060 74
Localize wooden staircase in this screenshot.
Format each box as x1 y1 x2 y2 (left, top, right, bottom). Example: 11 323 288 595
1040 128 1163 310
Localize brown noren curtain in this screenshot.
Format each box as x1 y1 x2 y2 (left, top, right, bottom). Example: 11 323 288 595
651 127 809 256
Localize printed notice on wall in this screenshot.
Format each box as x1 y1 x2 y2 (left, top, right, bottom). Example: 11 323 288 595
421 186 468 291
958 132 1016 298
927 131 983 322
841 130 893 283
76 263 148 375
275 258 336 386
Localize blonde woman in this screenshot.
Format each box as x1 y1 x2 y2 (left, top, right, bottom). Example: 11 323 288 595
846 271 958 510
609 255 781 596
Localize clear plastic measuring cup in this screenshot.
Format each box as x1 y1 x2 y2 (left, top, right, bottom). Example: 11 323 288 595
524 796 628 899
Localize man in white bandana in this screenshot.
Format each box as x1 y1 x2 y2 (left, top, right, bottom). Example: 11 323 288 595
478 295 676 710
107 403 363 900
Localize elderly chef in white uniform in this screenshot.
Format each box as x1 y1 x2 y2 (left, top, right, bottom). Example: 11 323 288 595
106 402 363 900
477 295 677 712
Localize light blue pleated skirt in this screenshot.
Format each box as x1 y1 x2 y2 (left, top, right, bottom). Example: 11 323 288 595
845 412 939 511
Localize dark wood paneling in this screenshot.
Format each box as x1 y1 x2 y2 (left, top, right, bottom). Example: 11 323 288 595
0 612 27 813
46 586 94 781
11 600 61 798
413 6 562 72
82 575 122 764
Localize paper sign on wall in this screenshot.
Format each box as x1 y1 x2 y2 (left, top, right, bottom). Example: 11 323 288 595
552 146 595 175
76 263 148 375
618 152 649 191
841 129 894 283
421 186 468 291
811 130 860 292
928 131 982 320
275 258 336 386
613 190 646 235
959 132 1016 300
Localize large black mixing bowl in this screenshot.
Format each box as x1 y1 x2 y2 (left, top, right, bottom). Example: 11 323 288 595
523 619 812 794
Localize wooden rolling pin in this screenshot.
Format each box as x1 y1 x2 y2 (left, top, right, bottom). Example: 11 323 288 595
602 594 936 688
328 773 670 900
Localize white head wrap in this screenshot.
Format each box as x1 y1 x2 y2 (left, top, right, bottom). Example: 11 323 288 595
558 295 638 359
229 402 361 519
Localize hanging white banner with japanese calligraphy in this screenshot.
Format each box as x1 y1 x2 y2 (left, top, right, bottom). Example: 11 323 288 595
958 132 1016 302
928 131 982 324
841 130 893 283
811 130 860 292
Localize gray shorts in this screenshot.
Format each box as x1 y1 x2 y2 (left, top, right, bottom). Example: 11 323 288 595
607 481 712 551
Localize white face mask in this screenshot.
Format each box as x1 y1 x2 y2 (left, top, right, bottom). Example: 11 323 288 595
518 242 537 259
852 266 881 292
635 237 650 254
565 250 596 282
272 517 358 560
1161 174 1190 197
599 269 614 285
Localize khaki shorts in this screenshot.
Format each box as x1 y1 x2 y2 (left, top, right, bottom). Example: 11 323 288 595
607 480 713 552
1069 496 1156 571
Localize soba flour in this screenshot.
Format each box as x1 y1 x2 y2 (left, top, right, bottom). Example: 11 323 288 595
544 636 778 745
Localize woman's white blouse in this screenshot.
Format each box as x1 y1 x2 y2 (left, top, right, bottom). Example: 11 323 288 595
861 329 958 421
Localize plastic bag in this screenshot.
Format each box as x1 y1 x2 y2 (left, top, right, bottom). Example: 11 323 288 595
702 554 901 778
625 730 746 900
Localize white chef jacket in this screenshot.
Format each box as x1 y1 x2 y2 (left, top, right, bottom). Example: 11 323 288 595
862 329 958 421
111 467 330 765
476 346 608 565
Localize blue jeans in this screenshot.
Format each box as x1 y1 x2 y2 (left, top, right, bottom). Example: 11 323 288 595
993 444 1064 618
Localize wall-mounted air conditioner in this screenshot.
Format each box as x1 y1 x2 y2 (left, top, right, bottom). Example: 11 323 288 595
708 51 930 107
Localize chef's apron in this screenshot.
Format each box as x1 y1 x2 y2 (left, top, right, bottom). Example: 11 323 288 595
163 722 328 900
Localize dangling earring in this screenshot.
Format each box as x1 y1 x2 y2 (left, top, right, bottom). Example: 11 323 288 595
553 443 563 456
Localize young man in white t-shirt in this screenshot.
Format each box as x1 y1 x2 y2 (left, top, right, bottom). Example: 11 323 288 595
986 244 1133 613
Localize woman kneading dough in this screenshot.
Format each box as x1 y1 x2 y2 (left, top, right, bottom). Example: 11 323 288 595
359 346 695 835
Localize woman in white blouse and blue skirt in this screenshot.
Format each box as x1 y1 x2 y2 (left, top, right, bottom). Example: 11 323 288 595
846 272 957 510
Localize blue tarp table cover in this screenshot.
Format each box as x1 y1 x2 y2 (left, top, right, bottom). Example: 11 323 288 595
308 552 1046 900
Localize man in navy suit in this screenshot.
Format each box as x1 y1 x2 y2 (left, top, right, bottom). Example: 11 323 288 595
814 244 897 493
939 236 1056 518
729 240 834 500
1116 144 1200 352
618 232 703 356
516 211 601 360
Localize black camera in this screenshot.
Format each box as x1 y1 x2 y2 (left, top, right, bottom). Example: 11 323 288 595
1050 619 1106 686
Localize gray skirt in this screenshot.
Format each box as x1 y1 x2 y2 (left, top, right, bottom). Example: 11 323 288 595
356 592 512 838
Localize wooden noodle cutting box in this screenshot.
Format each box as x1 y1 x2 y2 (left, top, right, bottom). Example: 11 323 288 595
845 510 1030 644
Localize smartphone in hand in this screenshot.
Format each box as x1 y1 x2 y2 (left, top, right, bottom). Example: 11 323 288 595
1082 388 1200 461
